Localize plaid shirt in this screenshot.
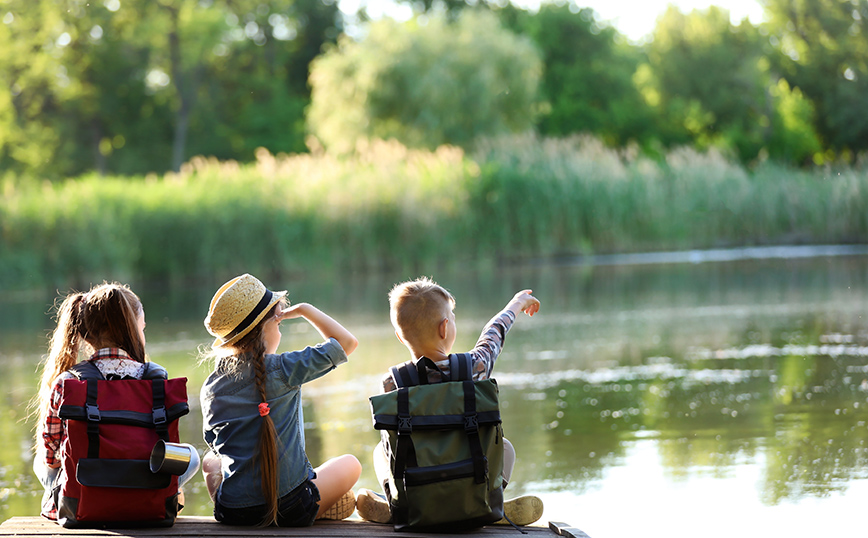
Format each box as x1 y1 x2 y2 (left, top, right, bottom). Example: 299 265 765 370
381 309 516 393
42 349 145 466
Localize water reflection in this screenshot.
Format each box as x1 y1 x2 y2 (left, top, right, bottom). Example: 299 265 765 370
0 255 867 536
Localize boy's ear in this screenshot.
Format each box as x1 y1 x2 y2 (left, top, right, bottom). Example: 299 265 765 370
438 317 449 340
395 331 405 345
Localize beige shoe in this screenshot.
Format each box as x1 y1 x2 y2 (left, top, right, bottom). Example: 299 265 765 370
318 490 356 520
355 488 392 524
495 495 544 526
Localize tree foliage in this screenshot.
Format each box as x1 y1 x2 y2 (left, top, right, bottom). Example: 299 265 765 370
762 0 868 158
307 9 541 152
641 5 820 163
0 0 340 178
2 0 868 177
496 3 656 147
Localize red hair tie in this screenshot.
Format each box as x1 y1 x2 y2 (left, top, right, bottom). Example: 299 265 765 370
258 402 270 417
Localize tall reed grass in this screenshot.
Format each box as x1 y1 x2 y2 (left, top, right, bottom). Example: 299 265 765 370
2 135 867 290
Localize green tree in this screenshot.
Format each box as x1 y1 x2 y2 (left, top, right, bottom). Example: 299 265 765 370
54 0 170 176
0 0 340 177
187 0 342 161
762 0 868 159
641 5 821 164
307 9 542 153
0 1 69 177
643 6 772 161
496 3 656 148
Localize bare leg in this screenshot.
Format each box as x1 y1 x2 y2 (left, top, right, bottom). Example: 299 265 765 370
312 454 362 518
372 441 391 491
497 439 543 526
202 450 222 503
503 438 515 486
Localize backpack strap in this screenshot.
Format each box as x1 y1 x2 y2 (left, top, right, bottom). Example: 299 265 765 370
450 353 486 484
84 378 101 459
390 361 419 389
392 385 416 524
391 357 450 388
142 362 168 380
462 379 487 484
150 378 170 441
449 353 474 381
68 361 105 381
67 362 106 459
415 357 448 385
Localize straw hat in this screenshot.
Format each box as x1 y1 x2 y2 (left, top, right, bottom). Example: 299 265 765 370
205 274 286 348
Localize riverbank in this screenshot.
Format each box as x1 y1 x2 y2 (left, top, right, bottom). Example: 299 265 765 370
2 135 867 291
553 244 868 267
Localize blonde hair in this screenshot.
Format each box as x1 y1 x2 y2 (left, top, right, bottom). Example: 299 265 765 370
200 300 284 527
34 282 145 433
388 277 455 345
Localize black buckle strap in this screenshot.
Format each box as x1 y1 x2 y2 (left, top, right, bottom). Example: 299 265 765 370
398 416 412 433
463 380 487 484
397 388 411 434
464 414 479 432
152 406 167 425
85 379 101 459
394 388 417 487
85 403 101 422
151 379 169 441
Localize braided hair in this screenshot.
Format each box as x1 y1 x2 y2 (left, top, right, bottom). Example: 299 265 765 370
204 301 283 526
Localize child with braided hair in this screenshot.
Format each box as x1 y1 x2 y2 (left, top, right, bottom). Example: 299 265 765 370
200 274 361 527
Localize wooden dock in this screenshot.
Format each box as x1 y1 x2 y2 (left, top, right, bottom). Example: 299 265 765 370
0 517 590 538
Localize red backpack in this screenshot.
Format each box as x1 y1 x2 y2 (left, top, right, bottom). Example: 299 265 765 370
53 362 189 528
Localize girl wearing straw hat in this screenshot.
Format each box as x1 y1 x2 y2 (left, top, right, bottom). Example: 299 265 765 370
200 274 361 527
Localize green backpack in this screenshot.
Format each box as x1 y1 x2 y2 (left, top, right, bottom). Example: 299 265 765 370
369 353 505 532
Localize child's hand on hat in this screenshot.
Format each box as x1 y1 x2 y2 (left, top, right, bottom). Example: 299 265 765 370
508 290 540 317
277 302 310 321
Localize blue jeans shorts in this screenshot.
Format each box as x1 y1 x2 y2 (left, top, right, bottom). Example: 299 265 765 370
214 476 320 527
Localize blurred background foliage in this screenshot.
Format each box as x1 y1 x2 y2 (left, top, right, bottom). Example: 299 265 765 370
3 0 868 290
1 0 867 179
308 10 542 153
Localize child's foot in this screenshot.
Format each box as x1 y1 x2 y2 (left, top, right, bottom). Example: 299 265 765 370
318 490 356 520
495 495 544 526
355 488 392 524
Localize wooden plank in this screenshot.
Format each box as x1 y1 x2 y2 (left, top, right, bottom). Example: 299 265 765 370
549 521 592 538
0 517 561 538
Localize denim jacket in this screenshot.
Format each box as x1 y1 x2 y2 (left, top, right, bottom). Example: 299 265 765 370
201 338 347 508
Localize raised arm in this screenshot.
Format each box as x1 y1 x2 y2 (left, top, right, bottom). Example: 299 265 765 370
504 289 540 318
279 303 359 355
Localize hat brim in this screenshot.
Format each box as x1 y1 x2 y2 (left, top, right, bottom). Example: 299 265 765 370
212 290 287 348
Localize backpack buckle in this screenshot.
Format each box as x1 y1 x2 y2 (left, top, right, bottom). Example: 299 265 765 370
152 405 167 425
398 416 412 434
464 414 478 433
85 404 100 422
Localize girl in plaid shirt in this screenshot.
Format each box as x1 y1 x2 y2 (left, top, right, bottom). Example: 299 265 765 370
32 282 198 520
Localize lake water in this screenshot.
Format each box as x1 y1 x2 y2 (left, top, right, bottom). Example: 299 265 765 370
1 251 867 537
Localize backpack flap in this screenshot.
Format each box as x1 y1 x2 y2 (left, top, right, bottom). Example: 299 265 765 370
370 378 501 429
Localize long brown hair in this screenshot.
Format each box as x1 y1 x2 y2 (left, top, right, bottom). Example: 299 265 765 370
34 282 146 431
204 302 282 526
